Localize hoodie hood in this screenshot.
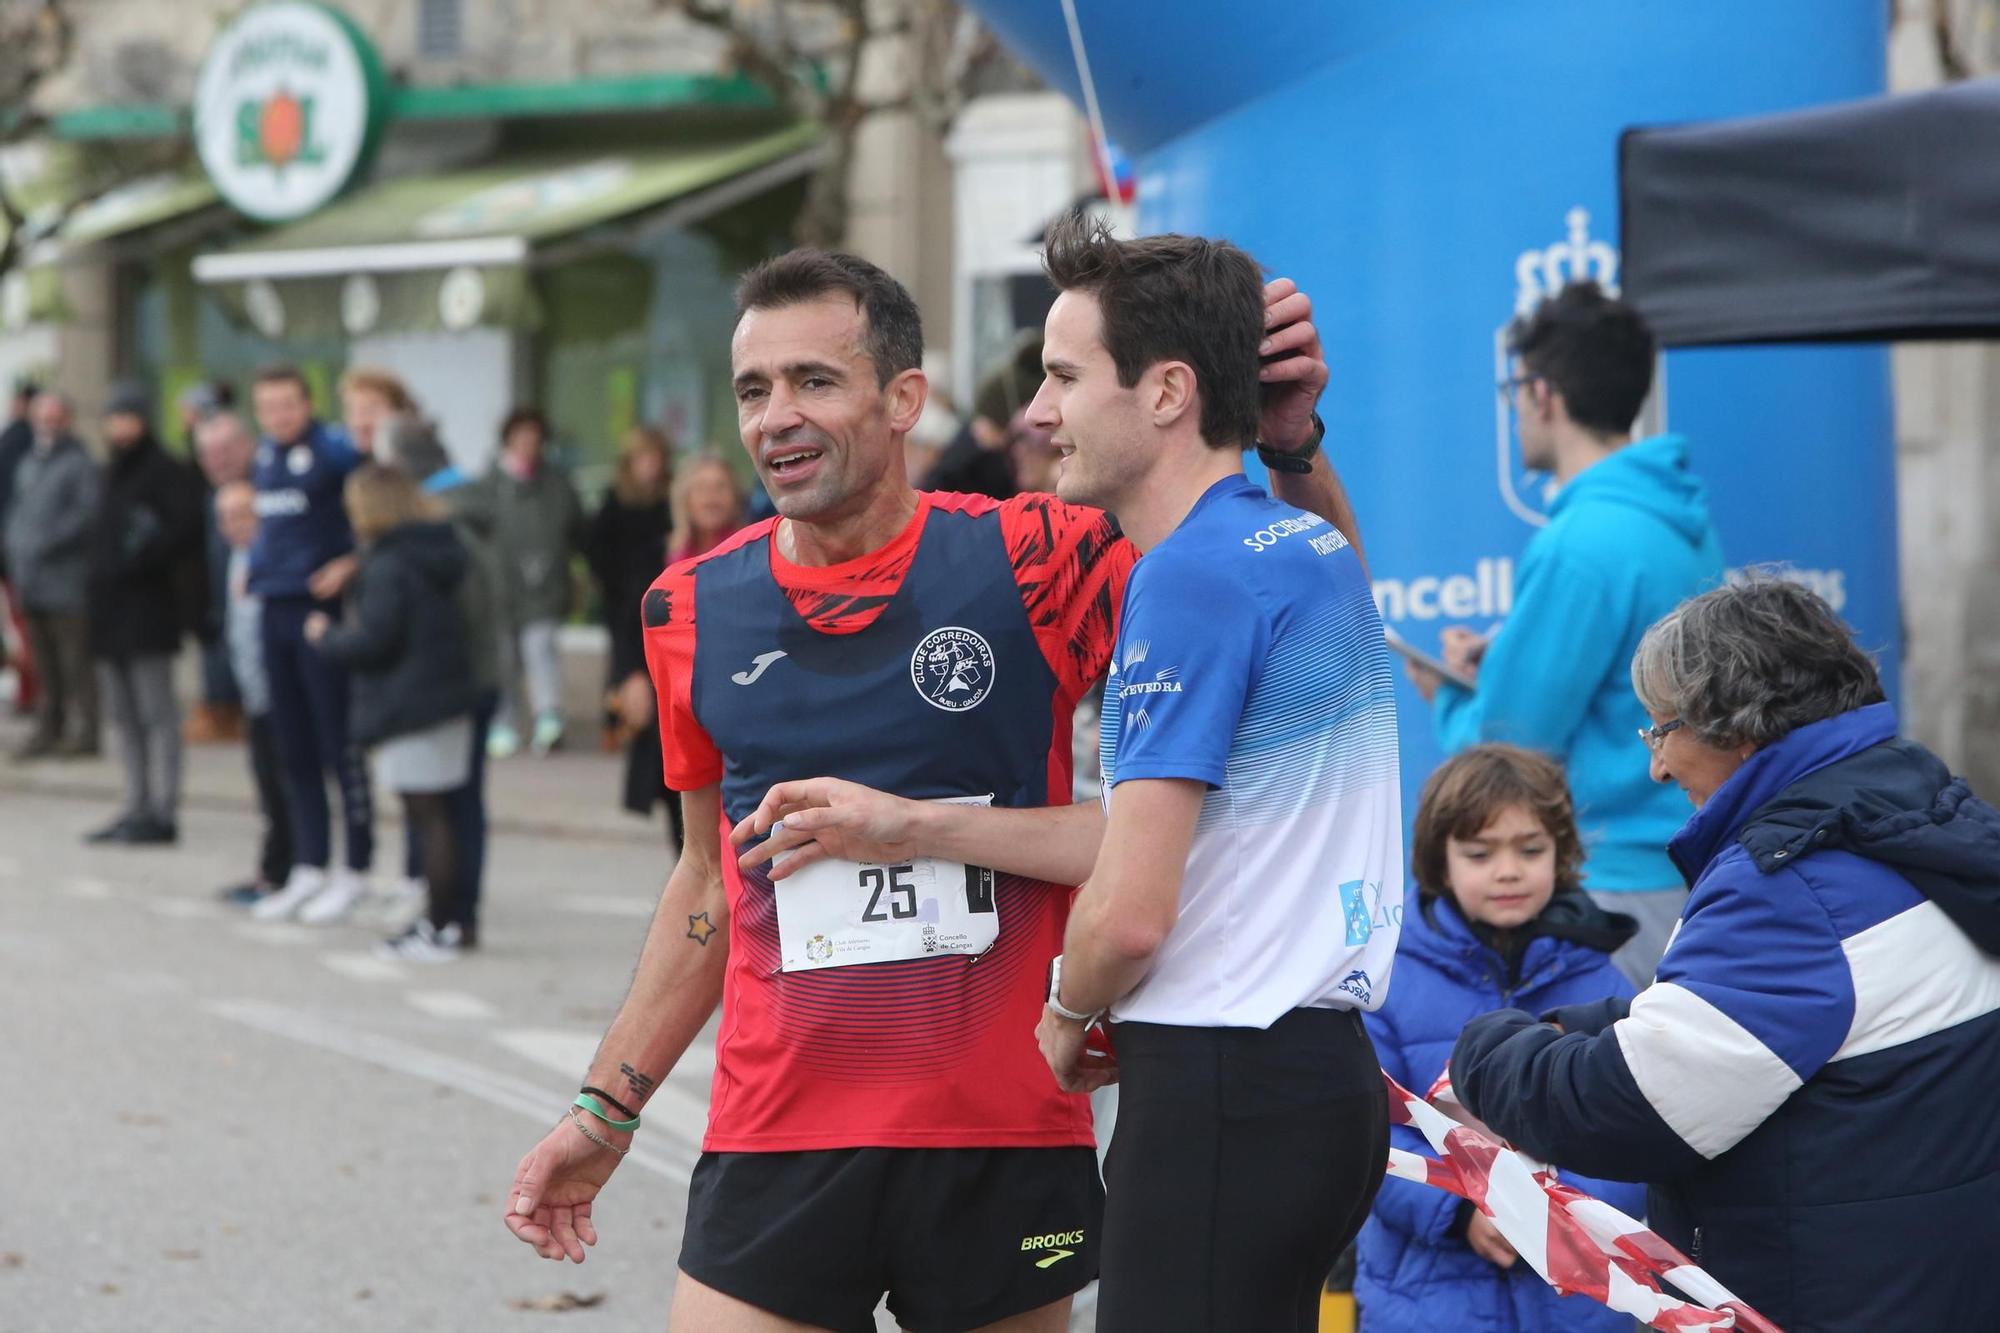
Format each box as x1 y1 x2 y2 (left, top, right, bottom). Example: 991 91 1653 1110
1737 719 2000 955
375 520 466 592
1406 890 1636 988
1549 432 1713 547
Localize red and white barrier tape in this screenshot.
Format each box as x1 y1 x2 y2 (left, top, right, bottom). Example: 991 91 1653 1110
1384 1071 1783 1333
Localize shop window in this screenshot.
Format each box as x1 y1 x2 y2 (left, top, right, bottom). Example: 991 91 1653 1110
418 0 463 61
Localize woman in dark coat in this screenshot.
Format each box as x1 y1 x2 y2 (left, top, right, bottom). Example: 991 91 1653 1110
85 388 206 844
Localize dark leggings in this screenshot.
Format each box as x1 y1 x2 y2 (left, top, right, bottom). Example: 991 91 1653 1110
401 791 461 932
1096 1008 1389 1333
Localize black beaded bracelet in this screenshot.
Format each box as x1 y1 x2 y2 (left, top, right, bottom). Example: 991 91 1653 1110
580 1085 639 1121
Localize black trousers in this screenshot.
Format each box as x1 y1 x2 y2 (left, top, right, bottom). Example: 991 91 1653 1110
246 713 294 887
1097 1007 1389 1333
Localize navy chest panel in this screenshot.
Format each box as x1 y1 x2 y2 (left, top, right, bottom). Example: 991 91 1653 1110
692 512 1058 820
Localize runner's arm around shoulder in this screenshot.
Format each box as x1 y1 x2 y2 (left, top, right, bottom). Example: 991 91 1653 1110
579 783 730 1112
731 775 1106 889
1052 778 1205 1015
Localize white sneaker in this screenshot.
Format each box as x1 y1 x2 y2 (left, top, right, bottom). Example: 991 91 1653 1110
377 920 463 962
298 868 369 925
251 866 327 921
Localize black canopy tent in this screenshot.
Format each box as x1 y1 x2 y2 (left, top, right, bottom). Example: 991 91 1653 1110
1619 77 2000 347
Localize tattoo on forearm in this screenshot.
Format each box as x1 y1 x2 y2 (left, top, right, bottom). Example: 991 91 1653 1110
620 1062 658 1104
686 910 718 945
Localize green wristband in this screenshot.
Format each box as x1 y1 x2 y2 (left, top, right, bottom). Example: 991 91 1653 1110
572 1092 641 1133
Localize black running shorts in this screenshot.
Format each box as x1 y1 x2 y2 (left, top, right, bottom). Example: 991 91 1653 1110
679 1145 1104 1333
1095 1006 1389 1333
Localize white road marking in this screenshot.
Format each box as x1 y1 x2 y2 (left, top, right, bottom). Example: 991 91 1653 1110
555 894 657 919
404 989 499 1022
231 921 317 946
64 876 114 900
321 952 405 984
202 999 698 1182
491 1027 715 1130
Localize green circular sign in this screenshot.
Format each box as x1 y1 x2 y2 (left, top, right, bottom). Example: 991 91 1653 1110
193 2 388 222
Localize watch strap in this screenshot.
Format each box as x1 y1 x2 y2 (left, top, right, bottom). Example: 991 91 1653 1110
1256 411 1326 474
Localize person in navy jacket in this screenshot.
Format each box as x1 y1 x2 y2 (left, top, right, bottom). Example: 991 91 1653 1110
1358 743 1642 1333
1452 579 2000 1333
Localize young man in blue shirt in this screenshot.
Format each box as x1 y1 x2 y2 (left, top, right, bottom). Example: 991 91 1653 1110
245 365 375 924
732 213 1402 1332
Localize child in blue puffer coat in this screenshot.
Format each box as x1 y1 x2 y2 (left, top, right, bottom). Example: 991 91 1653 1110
1356 744 1645 1333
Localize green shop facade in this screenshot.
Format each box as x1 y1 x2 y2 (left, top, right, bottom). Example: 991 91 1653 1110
41 0 816 483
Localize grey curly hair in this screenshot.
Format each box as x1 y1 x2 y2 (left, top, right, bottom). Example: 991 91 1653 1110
1630 576 1885 750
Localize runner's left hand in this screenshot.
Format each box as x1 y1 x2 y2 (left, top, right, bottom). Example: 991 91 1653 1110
731 776 925 880
1257 278 1329 453
1037 1007 1119 1094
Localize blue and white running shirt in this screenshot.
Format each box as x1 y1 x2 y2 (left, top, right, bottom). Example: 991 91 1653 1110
1100 474 1403 1026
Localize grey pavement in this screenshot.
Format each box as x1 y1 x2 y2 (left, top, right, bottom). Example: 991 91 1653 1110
0 707 1101 1332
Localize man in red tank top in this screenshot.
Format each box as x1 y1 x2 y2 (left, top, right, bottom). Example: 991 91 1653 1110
503 248 1356 1333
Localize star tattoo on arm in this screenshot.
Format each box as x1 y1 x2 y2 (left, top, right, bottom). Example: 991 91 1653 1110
686 911 718 946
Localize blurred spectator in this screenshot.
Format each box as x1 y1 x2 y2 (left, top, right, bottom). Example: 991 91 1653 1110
245 365 374 925
175 380 232 454
920 333 1043 499
83 384 206 845
463 406 583 758
1005 408 1061 495
338 365 417 459
586 426 673 752
0 379 39 715
214 479 292 904
1453 578 2000 1333
308 464 476 961
188 410 260 746
616 451 749 850
903 359 960 484
1356 744 1640 1333
4 391 100 760
1407 282 1723 985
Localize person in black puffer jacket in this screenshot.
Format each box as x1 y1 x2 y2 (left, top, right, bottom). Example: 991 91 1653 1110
307 464 475 961
84 386 207 845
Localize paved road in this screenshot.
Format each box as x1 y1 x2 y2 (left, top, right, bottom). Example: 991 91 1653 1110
0 716 1105 1332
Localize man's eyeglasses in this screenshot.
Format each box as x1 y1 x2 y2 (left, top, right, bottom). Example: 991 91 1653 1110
1637 718 1686 750
1496 373 1544 402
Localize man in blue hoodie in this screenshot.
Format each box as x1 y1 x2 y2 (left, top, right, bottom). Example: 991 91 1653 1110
1408 282 1723 985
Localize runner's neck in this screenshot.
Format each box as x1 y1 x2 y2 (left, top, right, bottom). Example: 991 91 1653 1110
776 483 923 566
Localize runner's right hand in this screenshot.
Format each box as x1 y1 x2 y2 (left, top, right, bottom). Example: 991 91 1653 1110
504 1116 626 1263
731 776 925 880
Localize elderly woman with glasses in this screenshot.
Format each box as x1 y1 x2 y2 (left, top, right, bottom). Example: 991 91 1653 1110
1447 577 2000 1333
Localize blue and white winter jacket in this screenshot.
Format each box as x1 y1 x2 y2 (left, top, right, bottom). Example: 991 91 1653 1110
1357 894 1642 1333
1452 703 2000 1332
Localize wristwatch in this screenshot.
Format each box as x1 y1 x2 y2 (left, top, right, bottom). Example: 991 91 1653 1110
1046 955 1103 1025
1255 411 1325 475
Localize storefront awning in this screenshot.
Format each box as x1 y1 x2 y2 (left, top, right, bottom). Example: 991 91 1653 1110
191 124 820 284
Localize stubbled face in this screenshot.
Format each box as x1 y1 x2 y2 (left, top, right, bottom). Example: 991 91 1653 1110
30 394 69 440
683 461 741 535
1647 711 1752 808
342 386 392 455
730 298 907 523
1445 803 1559 931
1026 290 1149 513
253 380 311 446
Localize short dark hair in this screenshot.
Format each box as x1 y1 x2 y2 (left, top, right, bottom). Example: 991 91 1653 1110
734 249 923 387
499 405 549 443
1632 575 1887 750
252 364 310 397
1507 281 1656 437
1411 743 1588 916
1041 209 1264 451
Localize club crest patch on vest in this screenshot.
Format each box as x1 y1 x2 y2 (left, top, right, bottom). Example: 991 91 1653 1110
910 626 996 712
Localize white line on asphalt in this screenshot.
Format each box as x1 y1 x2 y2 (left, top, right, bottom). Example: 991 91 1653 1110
490 1027 715 1131
405 989 500 1022
321 952 405 984
202 999 698 1183
145 898 220 920
555 894 658 919
63 876 114 900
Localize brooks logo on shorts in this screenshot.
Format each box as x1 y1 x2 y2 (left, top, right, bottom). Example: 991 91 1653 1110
1020 1229 1085 1267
